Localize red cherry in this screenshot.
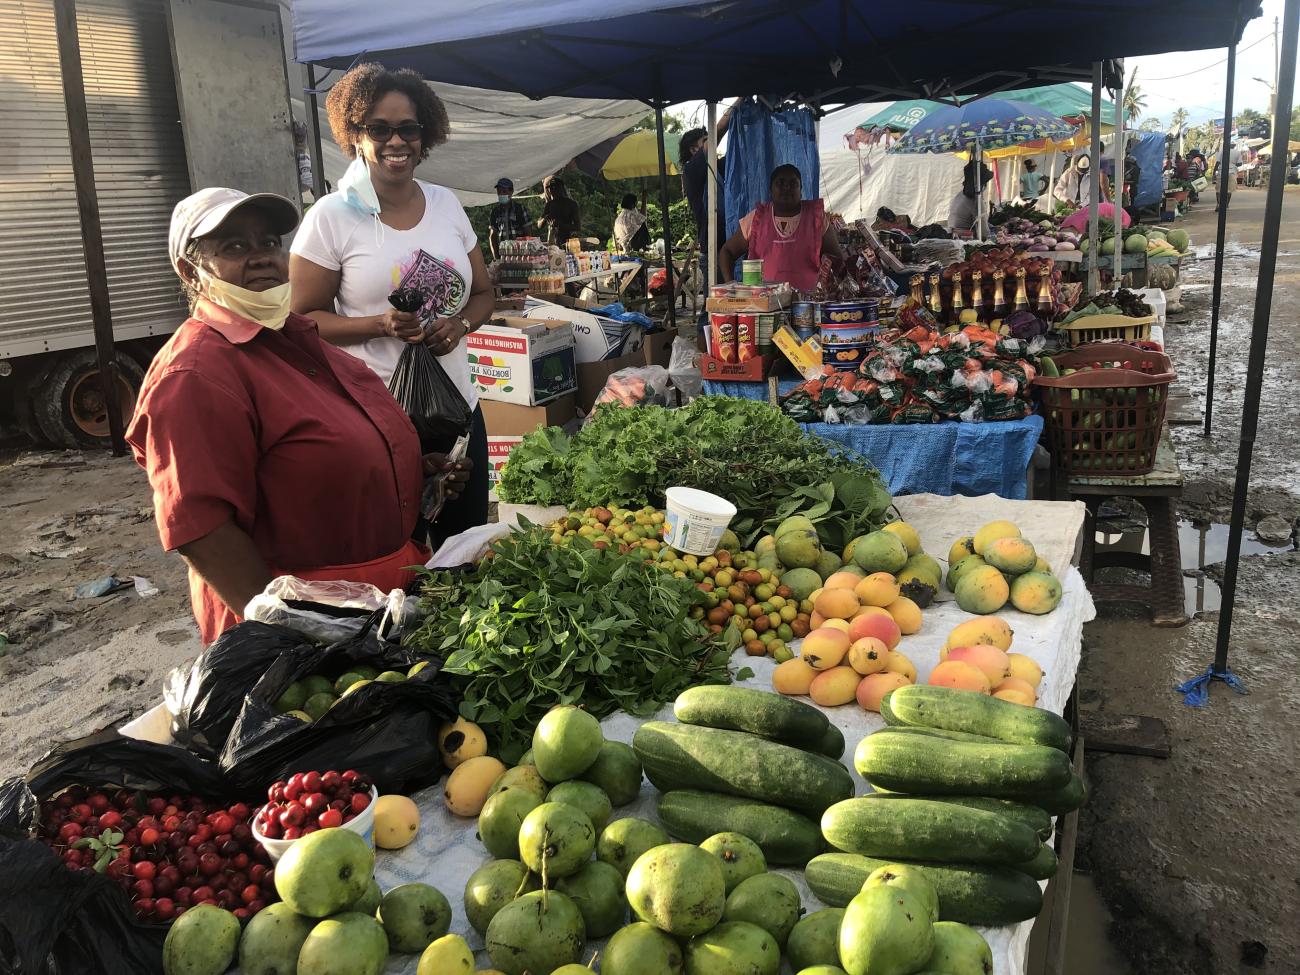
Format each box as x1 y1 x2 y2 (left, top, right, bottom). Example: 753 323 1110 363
153 876 175 898
88 793 110 813
131 878 154 900
302 825 319 835
249 864 267 884
132 861 156 881
341 770 359 783
62 850 84 868
248 899 267 914
318 809 343 829
302 793 327 816
260 869 276 891
268 784 286 804
260 819 282 840
175 886 193 906
231 852 250 871
140 828 161 847
197 842 217 857
154 898 176 921
192 885 214 902
199 853 222 877
241 883 261 904
233 907 250 919
329 800 347 812
135 898 155 917
147 797 167 815
301 771 322 793
321 771 342 792
217 890 238 909
55 794 74 810
349 792 371 815
167 832 188 852
72 803 92 822
283 781 303 802
231 824 252 845
210 813 235 836
58 822 83 843
282 826 302 841
279 805 305 829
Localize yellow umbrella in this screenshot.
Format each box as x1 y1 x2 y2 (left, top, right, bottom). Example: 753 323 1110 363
600 130 679 179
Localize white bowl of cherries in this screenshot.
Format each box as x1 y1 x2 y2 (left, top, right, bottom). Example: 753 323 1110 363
252 769 377 863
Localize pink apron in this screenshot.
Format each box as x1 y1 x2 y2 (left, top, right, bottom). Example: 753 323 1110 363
747 199 824 291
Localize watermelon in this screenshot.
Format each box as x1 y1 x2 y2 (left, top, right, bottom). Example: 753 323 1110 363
1124 234 1147 254
1167 229 1189 252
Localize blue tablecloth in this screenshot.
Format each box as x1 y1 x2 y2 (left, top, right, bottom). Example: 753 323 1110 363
703 380 1044 499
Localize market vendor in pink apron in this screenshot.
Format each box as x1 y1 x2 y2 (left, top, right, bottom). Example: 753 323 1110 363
718 163 844 291
127 188 469 645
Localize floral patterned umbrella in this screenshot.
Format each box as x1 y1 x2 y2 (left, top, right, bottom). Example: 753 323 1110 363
888 98 1079 155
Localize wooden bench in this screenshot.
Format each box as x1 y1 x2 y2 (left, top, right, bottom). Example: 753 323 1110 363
1064 426 1187 627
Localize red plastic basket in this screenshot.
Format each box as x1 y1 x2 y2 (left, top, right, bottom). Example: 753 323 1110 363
1036 344 1176 475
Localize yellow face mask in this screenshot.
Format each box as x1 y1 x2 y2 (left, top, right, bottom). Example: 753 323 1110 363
199 270 292 331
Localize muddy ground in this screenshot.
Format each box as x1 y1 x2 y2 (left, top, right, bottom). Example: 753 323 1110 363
1 186 1297 974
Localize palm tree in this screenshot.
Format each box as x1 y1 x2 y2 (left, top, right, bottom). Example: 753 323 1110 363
1124 66 1147 124
1171 108 1190 132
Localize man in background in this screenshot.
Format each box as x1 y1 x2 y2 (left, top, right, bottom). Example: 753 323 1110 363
488 178 530 259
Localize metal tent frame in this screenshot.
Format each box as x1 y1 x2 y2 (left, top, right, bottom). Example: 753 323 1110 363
291 0 1287 703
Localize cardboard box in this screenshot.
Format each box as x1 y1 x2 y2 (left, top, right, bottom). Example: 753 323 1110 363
483 395 577 500
526 296 644 364
699 352 775 382
468 316 576 406
705 293 791 313
575 327 678 412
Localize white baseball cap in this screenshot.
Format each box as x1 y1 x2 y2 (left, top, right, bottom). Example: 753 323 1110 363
168 188 300 273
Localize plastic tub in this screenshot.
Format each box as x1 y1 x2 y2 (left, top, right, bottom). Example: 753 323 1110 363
741 259 764 284
663 487 737 556
253 785 378 863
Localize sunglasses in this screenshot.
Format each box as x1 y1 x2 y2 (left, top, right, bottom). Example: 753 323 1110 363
362 122 422 143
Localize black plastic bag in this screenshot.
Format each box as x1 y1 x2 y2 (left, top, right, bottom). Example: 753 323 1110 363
164 622 315 761
218 617 456 796
0 732 232 975
387 287 473 455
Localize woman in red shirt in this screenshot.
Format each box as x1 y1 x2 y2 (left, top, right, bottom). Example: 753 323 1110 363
127 188 468 644
718 164 843 291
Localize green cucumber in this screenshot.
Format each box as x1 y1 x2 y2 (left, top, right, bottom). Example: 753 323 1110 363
656 790 824 866
873 726 1006 746
1017 842 1059 880
1015 770 1087 815
674 685 828 743
821 797 1039 865
854 731 1071 797
634 721 854 815
865 794 1052 841
814 722 846 760
805 853 1043 926
885 684 1072 752
879 690 903 726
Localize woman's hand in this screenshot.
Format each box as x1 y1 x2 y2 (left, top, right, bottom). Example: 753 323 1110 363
378 308 424 342
423 317 469 356
423 453 472 499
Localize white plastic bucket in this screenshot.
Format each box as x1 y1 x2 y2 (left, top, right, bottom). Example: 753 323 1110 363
253 786 378 863
663 487 737 556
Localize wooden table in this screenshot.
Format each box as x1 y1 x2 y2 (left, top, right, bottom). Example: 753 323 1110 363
1064 426 1186 627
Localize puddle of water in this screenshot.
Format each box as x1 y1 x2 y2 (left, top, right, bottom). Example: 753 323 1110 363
1026 873 1133 975
1093 518 1294 616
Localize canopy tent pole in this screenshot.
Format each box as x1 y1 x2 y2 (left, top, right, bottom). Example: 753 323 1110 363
54 0 126 456
1179 0 1298 706
707 101 719 297
1203 36 1237 437
1112 60 1124 286
974 142 987 240
654 102 677 330
303 63 327 200
1087 63 1103 294
1047 150 1057 215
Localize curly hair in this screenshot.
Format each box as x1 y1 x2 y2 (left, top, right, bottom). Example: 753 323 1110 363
325 63 450 160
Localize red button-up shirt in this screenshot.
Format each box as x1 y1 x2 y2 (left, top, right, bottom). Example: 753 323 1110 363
127 300 423 642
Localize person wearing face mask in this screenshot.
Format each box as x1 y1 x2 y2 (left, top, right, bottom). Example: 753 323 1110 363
718 164 843 290
488 178 529 260
290 63 493 549
126 188 468 645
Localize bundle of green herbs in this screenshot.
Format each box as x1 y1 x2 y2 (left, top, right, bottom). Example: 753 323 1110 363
496 397 892 549
406 529 744 760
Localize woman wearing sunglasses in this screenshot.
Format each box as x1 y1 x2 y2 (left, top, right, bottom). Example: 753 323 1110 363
291 63 493 548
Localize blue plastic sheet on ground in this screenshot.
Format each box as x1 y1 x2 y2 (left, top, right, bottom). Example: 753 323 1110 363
1175 663 1247 707
703 379 1043 499
724 101 820 240
586 302 656 330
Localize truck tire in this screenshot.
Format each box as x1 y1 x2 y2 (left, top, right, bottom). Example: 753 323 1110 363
35 349 145 449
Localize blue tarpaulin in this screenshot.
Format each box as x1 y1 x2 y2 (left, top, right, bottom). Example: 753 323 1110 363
1132 131 1168 207
290 0 1257 104
702 380 1043 499
723 102 820 241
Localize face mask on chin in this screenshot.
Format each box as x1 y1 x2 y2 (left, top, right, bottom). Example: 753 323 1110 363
198 270 291 330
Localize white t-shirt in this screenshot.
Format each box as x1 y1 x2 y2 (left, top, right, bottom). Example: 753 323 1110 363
291 181 479 408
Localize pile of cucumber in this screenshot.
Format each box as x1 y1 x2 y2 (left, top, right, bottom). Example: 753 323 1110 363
632 685 855 865
806 684 1086 927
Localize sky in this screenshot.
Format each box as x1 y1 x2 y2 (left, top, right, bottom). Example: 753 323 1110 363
671 0 1294 133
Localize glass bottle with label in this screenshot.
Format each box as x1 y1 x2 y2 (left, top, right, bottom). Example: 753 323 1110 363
1013 268 1030 312
970 270 985 322
928 272 943 318
991 269 1008 318
950 270 965 321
